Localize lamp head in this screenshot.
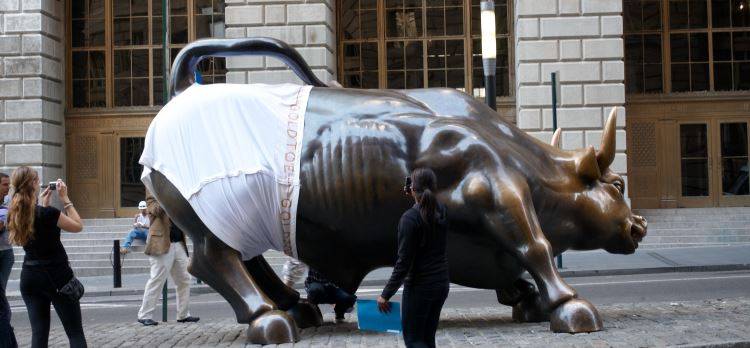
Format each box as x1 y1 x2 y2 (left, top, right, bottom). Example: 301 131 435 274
480 0 497 60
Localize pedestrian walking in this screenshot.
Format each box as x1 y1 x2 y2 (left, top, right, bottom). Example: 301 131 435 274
9 167 86 348
136 189 199 326
378 168 449 348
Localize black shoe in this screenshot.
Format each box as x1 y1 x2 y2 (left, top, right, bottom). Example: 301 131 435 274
138 319 158 326
177 316 200 323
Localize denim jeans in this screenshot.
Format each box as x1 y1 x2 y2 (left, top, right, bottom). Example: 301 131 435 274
306 282 356 317
0 286 17 348
0 249 17 347
21 264 87 348
0 249 13 291
123 229 148 248
401 282 449 348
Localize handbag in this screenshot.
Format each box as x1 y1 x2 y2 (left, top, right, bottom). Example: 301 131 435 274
39 264 85 302
57 276 85 301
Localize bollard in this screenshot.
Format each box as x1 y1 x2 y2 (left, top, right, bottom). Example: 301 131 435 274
113 240 122 288
162 281 168 322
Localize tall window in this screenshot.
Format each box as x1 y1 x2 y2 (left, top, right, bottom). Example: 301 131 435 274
624 0 663 93
120 137 146 206
624 0 750 94
69 0 227 110
338 0 513 98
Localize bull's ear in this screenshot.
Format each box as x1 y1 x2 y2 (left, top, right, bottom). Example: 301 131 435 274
577 146 601 181
550 128 562 148
596 108 617 171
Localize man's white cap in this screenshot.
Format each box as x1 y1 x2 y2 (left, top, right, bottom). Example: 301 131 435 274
138 201 147 209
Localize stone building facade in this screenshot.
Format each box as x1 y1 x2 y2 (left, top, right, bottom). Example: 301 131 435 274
514 0 626 174
223 0 336 85
0 0 65 185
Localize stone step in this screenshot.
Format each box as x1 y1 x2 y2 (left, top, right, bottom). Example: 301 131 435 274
643 235 750 244
636 207 750 216
10 256 288 268
10 266 150 278
644 227 750 236
24 239 164 247
638 242 750 249
81 218 133 226
61 232 140 240
11 249 289 262
11 250 289 262
8 250 291 279
70 225 134 233
640 216 750 223
644 221 750 229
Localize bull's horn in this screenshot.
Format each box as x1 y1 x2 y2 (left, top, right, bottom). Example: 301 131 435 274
550 128 562 148
577 146 601 181
596 107 617 171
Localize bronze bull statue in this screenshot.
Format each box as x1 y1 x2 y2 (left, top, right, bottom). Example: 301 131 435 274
144 38 647 344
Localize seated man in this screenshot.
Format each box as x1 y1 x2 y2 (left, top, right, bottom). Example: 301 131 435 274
305 268 356 322
120 201 150 254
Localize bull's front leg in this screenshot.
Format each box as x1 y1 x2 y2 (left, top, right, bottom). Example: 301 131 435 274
481 175 602 333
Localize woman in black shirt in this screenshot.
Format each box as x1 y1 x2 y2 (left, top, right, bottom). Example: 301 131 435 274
378 168 449 348
8 166 85 348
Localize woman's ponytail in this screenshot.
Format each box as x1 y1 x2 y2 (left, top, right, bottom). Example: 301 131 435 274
411 168 439 227
418 188 438 227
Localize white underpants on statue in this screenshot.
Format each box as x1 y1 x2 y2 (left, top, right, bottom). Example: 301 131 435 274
140 83 311 261
137 242 192 321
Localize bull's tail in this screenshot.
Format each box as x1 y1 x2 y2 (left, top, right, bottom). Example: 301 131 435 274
169 37 327 97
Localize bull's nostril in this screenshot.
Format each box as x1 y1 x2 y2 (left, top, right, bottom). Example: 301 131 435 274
631 223 647 240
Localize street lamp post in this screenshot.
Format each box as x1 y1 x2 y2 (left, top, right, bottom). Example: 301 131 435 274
480 0 497 111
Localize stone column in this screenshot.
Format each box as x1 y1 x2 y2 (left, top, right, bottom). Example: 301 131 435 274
224 0 336 85
0 0 65 182
514 0 627 191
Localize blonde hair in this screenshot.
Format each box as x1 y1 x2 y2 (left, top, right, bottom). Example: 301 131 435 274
8 166 39 246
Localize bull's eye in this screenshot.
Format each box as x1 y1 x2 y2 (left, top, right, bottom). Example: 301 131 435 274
612 181 624 193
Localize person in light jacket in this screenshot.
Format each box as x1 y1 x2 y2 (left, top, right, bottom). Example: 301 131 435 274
136 189 199 326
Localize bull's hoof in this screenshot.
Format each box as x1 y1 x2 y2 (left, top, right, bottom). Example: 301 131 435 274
246 310 299 344
287 299 323 329
512 292 550 323
549 298 603 333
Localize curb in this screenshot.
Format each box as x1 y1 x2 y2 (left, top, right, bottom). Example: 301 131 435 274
680 341 750 348
7 263 750 301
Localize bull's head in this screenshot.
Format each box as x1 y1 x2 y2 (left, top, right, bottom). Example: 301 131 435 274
553 108 647 254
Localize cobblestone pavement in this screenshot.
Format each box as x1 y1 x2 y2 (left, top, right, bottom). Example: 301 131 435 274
14 297 750 347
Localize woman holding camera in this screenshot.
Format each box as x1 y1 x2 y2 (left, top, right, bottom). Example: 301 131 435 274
378 168 449 348
8 166 86 347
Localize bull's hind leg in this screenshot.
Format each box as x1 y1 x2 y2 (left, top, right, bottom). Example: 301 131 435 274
147 170 299 344
496 279 549 323
243 256 323 328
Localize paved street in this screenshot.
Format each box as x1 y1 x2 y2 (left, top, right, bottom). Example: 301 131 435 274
9 270 750 347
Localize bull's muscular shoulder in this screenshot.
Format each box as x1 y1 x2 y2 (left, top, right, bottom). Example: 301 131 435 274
415 120 538 213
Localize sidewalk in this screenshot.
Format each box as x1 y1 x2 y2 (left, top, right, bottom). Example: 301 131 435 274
6 245 750 301
14 297 750 347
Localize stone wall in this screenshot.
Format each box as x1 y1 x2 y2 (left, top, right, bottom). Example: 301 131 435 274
0 0 64 181
224 0 336 85
513 0 627 189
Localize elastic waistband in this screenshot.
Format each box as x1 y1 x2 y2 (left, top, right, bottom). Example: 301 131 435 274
23 259 67 267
